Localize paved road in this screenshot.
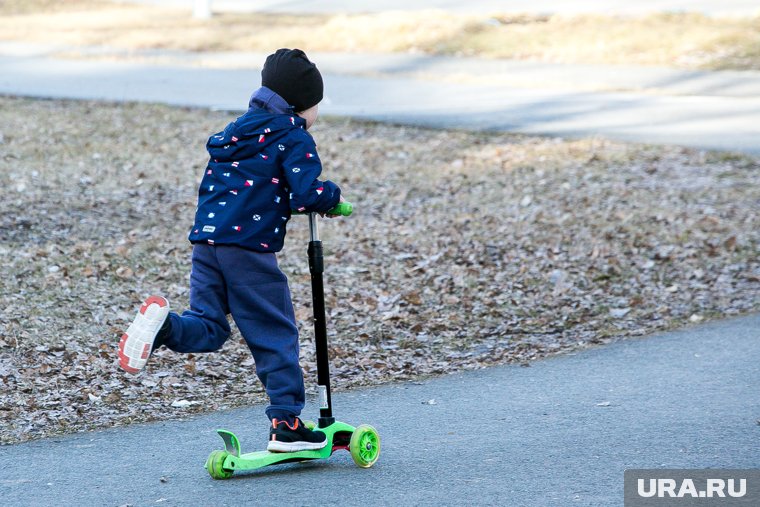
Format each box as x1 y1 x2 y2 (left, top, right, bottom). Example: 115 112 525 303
7 42 759 98
1 314 758 506
2 48 759 153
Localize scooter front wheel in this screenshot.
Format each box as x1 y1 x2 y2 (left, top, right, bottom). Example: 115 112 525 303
349 425 380 468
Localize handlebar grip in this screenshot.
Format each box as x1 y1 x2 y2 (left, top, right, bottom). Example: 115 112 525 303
326 201 353 216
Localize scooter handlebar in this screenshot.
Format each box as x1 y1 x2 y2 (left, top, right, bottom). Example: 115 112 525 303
326 201 353 216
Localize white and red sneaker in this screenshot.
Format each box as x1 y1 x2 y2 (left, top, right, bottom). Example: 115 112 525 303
118 296 170 374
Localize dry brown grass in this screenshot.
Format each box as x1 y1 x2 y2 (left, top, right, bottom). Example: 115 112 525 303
1 1 759 70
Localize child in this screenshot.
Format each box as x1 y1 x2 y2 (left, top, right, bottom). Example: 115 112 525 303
118 49 342 452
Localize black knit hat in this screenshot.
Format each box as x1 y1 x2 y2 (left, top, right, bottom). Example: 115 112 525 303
261 48 323 112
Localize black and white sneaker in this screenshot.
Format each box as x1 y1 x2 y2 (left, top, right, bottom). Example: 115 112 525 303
267 417 328 452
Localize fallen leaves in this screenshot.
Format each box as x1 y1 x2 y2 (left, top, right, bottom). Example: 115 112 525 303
0 97 758 444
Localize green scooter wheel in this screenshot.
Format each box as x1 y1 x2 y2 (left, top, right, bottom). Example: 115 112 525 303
349 424 380 468
206 450 234 480
303 420 316 430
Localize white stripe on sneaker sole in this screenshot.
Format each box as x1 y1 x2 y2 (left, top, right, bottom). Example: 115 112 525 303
266 439 328 453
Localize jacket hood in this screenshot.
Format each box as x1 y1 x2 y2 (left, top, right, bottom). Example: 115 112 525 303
248 86 293 115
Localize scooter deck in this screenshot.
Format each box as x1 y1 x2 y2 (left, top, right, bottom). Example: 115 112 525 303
211 421 356 473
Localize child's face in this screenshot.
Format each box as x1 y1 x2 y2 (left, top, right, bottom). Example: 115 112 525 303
297 104 319 130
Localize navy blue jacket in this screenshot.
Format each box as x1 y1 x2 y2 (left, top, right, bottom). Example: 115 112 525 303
188 107 341 252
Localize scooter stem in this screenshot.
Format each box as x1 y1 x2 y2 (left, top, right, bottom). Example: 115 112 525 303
303 203 352 428
309 212 320 242
307 213 334 427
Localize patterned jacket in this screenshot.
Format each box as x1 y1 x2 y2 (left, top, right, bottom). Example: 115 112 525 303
188 106 341 252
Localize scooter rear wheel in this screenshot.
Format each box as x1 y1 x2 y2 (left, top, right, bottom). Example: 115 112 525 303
206 450 234 480
349 425 380 468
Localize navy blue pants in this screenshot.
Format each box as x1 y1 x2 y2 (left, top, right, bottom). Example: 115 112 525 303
162 244 304 422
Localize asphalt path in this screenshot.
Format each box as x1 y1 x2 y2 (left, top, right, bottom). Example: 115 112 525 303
2 52 759 153
1 314 758 506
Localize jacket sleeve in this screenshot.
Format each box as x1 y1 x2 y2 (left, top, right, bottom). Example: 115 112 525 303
282 132 341 213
